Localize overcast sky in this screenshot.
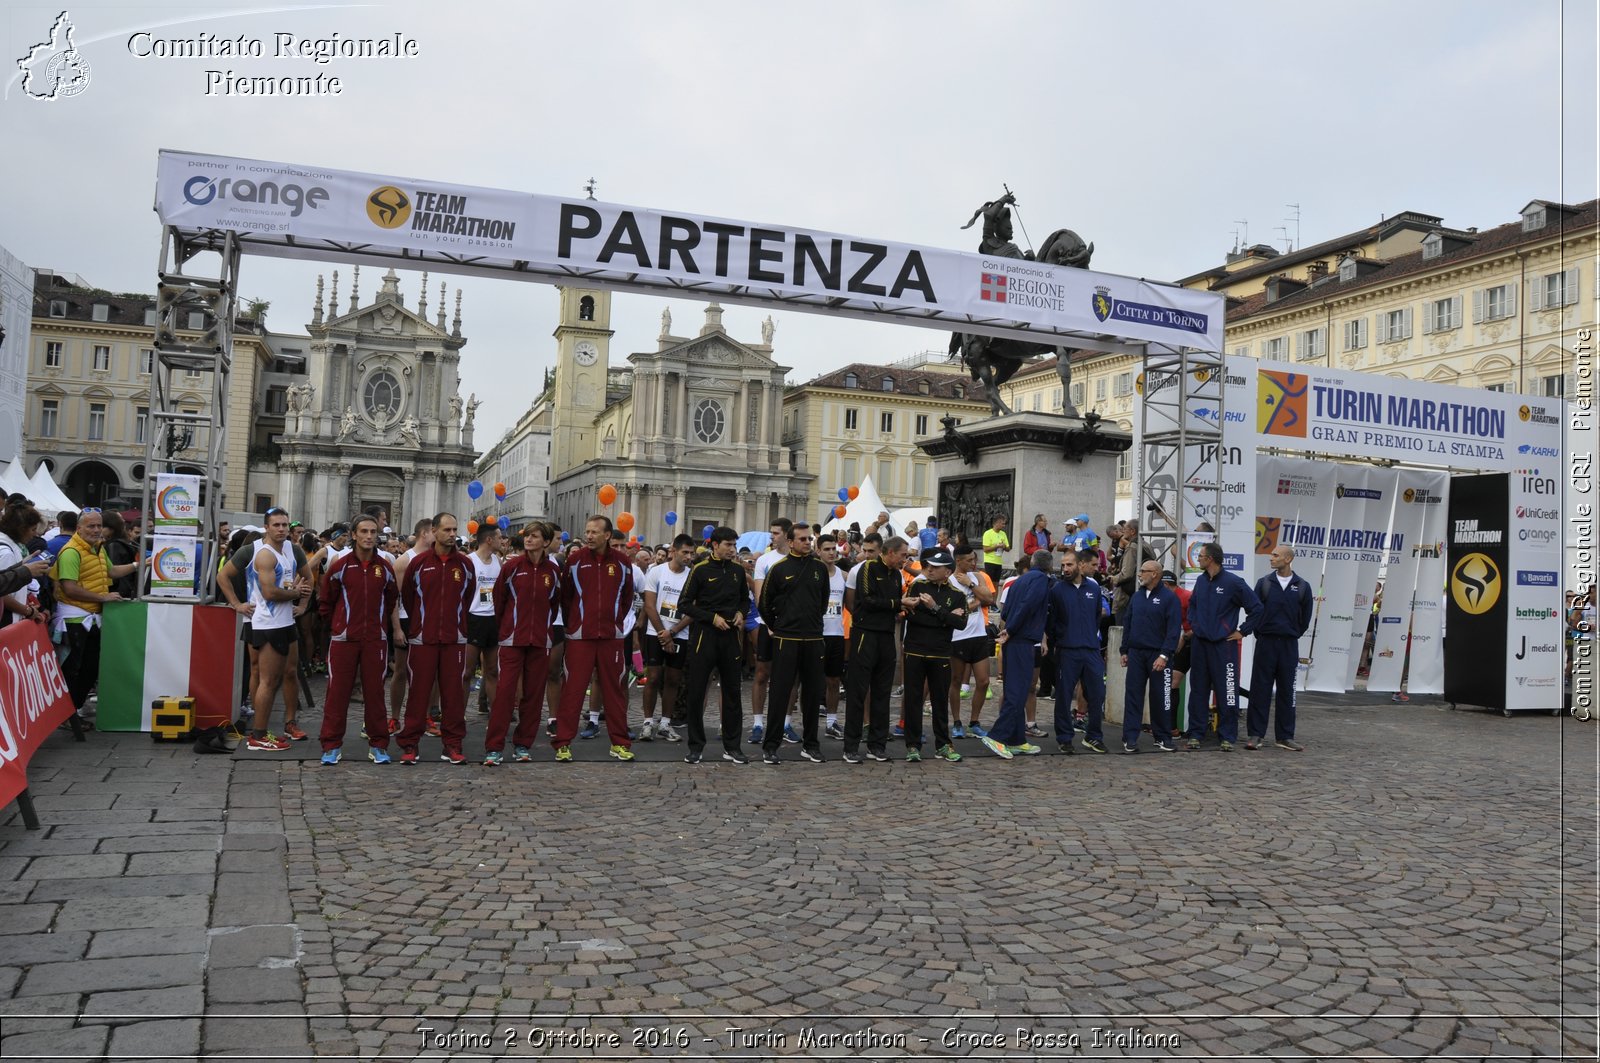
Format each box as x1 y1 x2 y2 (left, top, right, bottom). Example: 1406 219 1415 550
3 0 1594 449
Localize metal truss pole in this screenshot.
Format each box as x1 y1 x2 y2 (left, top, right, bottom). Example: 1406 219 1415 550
138 226 240 603
1137 346 1225 575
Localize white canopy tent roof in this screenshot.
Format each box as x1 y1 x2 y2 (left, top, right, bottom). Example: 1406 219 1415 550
821 476 898 537
0 462 33 501
26 465 81 515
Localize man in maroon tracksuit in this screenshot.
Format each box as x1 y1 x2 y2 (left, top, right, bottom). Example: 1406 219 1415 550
554 515 634 761
484 522 561 764
397 512 476 765
317 515 398 764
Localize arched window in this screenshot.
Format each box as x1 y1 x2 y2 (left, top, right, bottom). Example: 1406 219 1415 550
579 295 595 321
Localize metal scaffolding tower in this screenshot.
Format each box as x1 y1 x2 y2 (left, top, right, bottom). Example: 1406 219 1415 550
138 227 241 603
1136 346 1226 574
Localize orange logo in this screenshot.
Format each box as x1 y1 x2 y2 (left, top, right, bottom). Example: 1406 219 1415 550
1258 370 1308 437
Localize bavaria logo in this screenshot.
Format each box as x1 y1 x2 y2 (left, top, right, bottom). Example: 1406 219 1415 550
1516 570 1558 586
980 273 1007 303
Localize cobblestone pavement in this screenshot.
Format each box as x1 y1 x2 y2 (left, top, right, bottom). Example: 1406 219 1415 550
2 686 1596 1061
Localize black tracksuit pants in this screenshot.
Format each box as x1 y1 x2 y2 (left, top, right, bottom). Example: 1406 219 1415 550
684 623 744 754
843 629 896 753
902 651 952 750
764 634 824 753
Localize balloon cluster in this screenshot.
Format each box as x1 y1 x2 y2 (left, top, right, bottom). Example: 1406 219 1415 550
464 480 512 538
829 484 860 520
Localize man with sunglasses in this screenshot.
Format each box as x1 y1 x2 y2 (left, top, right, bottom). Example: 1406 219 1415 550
758 521 829 764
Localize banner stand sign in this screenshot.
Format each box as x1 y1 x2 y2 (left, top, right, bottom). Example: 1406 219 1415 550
0 620 78 819
150 535 203 597
153 473 202 536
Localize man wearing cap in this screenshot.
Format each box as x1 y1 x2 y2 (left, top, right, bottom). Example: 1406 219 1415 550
1121 559 1181 753
900 548 967 763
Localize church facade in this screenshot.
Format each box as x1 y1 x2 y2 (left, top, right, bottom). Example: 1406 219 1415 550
275 267 479 530
547 291 813 537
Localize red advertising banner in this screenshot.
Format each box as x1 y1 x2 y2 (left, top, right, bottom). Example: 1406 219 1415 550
0 620 76 810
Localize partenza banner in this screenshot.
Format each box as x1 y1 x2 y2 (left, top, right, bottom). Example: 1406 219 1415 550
0 620 76 809
1252 359 1562 472
152 150 1224 353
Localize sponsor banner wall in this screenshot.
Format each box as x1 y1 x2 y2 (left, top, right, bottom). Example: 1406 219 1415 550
155 150 1224 353
1337 467 1397 689
1367 470 1449 692
153 473 201 536
1250 359 1563 473
1505 466 1564 708
0 620 76 808
150 535 202 596
1444 475 1510 707
1405 483 1451 695
1254 457 1348 691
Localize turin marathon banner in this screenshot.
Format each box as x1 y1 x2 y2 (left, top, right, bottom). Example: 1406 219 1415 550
153 150 1225 354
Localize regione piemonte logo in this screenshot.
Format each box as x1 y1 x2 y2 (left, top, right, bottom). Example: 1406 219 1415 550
16 11 92 101
979 273 1007 303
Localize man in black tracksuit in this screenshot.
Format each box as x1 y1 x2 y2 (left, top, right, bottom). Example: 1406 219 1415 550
759 522 830 763
900 549 969 762
1247 544 1314 751
678 527 751 764
843 536 913 763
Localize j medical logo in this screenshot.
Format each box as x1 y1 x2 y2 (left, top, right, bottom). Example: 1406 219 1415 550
1449 552 1501 616
16 11 92 101
1257 371 1308 438
366 186 411 229
979 273 1008 303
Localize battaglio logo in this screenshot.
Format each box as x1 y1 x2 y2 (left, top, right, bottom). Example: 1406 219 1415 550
1450 552 1501 615
16 11 92 101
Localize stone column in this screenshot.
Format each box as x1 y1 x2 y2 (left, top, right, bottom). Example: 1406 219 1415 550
734 490 747 533
733 379 745 447
676 372 688 440
676 485 688 532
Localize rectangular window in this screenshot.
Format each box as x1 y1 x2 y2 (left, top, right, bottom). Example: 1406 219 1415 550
1116 448 1131 480
92 344 110 371
39 399 58 438
49 300 66 318
1114 373 1133 396
135 406 148 444
254 495 273 512
1543 374 1565 398
1383 308 1412 342
144 308 157 327
844 408 858 431
1233 344 1251 358
842 455 858 486
1476 284 1514 322
913 463 927 496
265 387 287 414
877 458 893 490
1264 337 1287 360
1483 382 1508 393
1071 382 1085 407
1052 387 1062 410
45 341 62 368
1032 392 1042 410
880 411 894 433
186 311 205 330
915 414 929 435
186 366 202 380
88 402 107 441
1544 272 1566 307
1426 296 1461 332
91 303 108 322
1343 318 1367 350
1296 328 1325 360
1095 378 1107 401
140 348 154 375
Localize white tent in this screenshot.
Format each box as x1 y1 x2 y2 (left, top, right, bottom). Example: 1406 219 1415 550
0 461 33 501
26 464 80 515
889 506 935 540
821 476 898 537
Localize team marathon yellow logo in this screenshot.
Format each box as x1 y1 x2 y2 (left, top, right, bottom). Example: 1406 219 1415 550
367 186 411 229
1450 552 1501 615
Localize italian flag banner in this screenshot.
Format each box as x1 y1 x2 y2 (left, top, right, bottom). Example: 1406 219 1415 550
98 602 241 731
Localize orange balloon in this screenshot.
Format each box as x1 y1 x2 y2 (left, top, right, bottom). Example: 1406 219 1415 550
493 482 506 495
598 483 618 506
834 505 847 518
847 486 860 500
466 520 480 535
616 512 635 533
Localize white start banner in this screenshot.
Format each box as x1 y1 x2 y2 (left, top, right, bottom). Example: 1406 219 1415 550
153 150 1225 353
1365 470 1450 693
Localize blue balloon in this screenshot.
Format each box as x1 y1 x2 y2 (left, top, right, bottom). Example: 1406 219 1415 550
702 524 714 539
837 487 850 502
560 531 571 543
467 480 484 500
497 515 510 531
664 511 678 526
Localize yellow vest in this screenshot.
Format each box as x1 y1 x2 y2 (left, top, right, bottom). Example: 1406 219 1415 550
52 533 110 614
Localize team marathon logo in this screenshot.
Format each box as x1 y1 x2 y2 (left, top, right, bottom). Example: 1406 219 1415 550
367 186 516 246
1517 403 1560 426
16 11 92 100
1449 553 1501 615
1089 285 1209 336
1401 486 1444 504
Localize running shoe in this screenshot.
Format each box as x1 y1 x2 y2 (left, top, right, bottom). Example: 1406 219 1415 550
934 744 963 763
246 733 291 751
890 686 904 698
979 736 1013 759
799 747 825 763
578 721 600 740
1218 740 1234 753
1275 739 1305 752
399 749 419 765
442 748 468 765
608 744 635 762
387 718 402 735
865 748 891 762
639 721 655 742
723 749 750 765
968 723 989 738
659 723 682 743
950 723 966 739
513 746 533 763
368 746 391 765
283 722 309 742
554 745 573 762
546 717 557 736
1122 742 1139 754
891 723 905 737
824 723 845 740
319 747 341 765
841 750 864 764
1082 738 1108 754
683 751 702 764
425 720 442 738
782 724 801 744
1025 723 1046 739
1154 739 1176 752
483 750 504 766
905 747 922 763
762 750 780 765
1244 738 1260 750
1058 741 1076 755
959 683 972 697
359 726 368 740
1185 738 1201 751
1007 742 1041 755
749 724 764 744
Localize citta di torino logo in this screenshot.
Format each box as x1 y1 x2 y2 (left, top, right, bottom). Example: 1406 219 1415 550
16 11 92 100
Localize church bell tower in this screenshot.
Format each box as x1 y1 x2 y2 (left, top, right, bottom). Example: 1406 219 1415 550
549 286 613 478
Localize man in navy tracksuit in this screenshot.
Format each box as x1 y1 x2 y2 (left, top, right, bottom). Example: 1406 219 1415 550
1121 557 1181 753
1247 544 1314 751
1046 547 1107 754
986 550 1055 758
1184 541 1262 751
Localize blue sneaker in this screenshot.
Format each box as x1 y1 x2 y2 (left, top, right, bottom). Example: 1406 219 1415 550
578 721 600 740
320 747 342 765
969 724 989 739
749 724 765 744
782 724 801 745
891 723 905 738
367 746 391 765
950 723 966 739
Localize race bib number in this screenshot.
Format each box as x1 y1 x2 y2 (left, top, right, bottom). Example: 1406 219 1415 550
825 597 843 618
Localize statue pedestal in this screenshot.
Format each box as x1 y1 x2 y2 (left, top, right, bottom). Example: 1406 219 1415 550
918 412 1129 560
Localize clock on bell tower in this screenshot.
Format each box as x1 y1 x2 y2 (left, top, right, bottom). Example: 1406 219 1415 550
550 286 614 478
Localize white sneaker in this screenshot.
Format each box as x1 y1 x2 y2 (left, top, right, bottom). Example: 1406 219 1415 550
639 720 656 742
659 722 682 742
960 684 972 697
